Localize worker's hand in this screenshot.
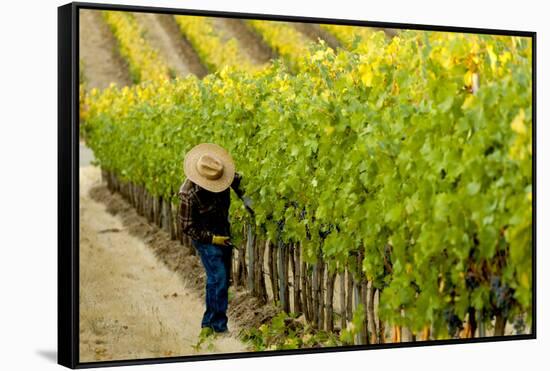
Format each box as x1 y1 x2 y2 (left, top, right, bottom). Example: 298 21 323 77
212 235 231 246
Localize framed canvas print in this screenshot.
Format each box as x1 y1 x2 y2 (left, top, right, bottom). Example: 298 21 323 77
58 1 536 368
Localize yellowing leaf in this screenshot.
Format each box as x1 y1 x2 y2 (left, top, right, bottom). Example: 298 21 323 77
520 272 530 288
462 95 475 110
487 45 498 72
500 51 512 65
359 64 374 87
324 126 335 135
463 70 473 86
511 109 526 134
312 50 325 62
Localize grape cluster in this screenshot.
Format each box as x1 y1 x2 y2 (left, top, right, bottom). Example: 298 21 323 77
443 308 463 337
465 271 479 290
513 316 526 335
490 275 515 318
318 224 334 240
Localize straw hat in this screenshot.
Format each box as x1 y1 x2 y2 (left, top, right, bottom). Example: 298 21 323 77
183 143 235 193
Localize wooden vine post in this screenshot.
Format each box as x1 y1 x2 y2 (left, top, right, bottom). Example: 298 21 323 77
277 237 289 313
353 278 361 345
358 251 369 344
326 269 337 332
312 260 319 329
301 260 310 322
339 270 346 331
246 221 256 293
292 243 302 314
271 241 279 302
317 262 325 331
368 282 377 343
346 268 353 331
254 239 267 303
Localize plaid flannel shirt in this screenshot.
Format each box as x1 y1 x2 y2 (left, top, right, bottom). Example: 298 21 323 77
178 172 244 244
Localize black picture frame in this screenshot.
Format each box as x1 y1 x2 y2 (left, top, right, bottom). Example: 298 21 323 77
58 2 536 368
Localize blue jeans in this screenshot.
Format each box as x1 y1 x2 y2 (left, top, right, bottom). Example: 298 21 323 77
192 240 232 332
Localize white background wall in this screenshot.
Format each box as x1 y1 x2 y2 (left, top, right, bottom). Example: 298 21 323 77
0 0 545 370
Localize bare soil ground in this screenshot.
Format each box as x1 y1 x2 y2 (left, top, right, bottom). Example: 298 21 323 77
79 166 253 362
133 13 208 78
88 173 280 328
79 139 95 167
380 28 400 37
79 9 132 89
292 22 341 50
210 18 274 66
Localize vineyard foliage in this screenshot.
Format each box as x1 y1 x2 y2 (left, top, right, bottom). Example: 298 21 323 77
82 30 533 337
246 20 312 72
174 15 264 73
321 24 375 49
102 11 171 83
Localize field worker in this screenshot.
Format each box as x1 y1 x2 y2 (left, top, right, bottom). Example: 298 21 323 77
178 143 253 338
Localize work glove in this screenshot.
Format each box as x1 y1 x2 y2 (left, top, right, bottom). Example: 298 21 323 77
212 235 231 246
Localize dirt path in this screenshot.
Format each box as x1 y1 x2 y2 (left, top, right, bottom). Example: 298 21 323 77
292 22 341 50
210 18 274 66
133 13 207 78
79 9 132 90
79 165 247 362
379 28 399 38
79 140 94 167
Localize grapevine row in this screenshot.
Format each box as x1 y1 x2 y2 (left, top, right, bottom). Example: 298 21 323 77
102 11 171 83
173 15 264 73
320 24 375 49
246 20 314 72
82 30 533 343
